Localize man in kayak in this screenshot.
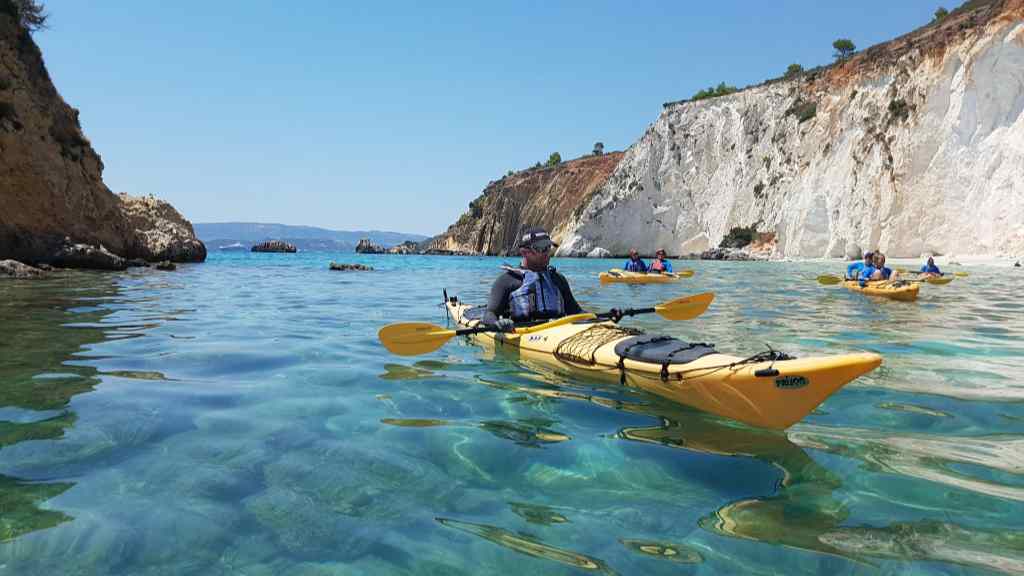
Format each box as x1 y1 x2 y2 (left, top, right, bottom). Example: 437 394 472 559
861 252 895 283
920 256 942 277
847 251 873 280
623 249 648 272
483 226 584 331
649 249 674 274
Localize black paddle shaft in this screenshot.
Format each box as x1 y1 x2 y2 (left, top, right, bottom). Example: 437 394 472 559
597 307 654 322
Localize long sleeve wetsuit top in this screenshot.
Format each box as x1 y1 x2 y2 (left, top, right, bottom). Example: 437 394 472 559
483 269 583 325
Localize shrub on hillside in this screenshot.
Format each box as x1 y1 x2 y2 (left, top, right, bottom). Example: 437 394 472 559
2 0 48 32
784 64 804 79
785 99 817 123
933 6 949 21
720 225 758 249
888 98 910 122
546 152 561 166
692 82 738 102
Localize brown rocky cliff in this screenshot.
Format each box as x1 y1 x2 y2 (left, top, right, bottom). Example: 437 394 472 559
0 3 205 267
426 152 623 256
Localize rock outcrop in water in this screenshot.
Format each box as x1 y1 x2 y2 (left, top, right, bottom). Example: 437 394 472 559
355 238 386 254
329 262 373 271
251 240 297 253
0 2 205 269
557 0 1024 258
425 152 623 256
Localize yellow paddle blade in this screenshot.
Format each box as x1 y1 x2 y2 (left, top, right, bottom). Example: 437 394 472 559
954 271 969 277
675 269 695 278
925 276 954 285
654 292 715 320
378 322 457 356
817 274 843 285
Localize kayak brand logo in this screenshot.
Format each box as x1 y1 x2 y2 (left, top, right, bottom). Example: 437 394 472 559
775 375 808 389
527 335 548 342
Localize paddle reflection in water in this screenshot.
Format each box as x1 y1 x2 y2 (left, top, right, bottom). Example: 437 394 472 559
436 517 618 575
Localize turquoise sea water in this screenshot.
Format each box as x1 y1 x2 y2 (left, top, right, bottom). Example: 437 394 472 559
1 252 1023 575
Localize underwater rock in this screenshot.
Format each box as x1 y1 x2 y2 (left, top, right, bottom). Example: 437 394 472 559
155 260 176 271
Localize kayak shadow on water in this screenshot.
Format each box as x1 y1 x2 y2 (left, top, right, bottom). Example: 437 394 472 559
431 342 1024 573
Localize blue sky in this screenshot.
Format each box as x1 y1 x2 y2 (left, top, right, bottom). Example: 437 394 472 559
38 1 948 235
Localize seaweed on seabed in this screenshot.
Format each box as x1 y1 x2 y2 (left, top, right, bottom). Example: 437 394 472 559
0 473 74 542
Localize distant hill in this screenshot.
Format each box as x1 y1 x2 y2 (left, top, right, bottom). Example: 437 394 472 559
195 222 427 252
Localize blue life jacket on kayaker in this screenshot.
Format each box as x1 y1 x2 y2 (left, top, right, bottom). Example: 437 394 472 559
921 263 942 274
624 258 647 272
506 267 566 321
847 261 866 280
860 266 891 285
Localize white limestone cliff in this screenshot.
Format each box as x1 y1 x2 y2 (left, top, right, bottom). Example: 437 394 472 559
557 2 1024 259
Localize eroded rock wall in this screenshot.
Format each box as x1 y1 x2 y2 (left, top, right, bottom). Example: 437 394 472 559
427 152 623 256
0 3 204 267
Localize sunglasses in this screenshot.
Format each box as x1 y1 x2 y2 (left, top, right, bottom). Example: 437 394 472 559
526 244 551 254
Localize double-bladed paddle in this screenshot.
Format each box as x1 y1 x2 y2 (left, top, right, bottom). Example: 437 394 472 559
379 292 715 357
816 273 952 286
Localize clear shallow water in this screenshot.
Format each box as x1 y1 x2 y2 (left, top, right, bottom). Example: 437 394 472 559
1 252 1022 575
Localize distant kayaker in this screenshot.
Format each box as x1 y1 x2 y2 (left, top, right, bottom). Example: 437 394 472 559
920 256 942 277
483 226 584 331
623 249 648 273
847 251 873 280
861 252 894 283
649 249 674 274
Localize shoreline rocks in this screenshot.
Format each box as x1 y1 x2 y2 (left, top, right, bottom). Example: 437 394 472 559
251 240 297 253
386 241 419 255
699 248 766 261
0 259 46 278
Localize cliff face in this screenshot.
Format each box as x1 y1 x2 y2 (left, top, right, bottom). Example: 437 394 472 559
427 152 623 256
0 3 204 267
556 0 1024 258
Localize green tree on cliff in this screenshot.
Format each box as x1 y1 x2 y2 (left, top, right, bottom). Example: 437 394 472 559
546 152 561 166
692 82 738 101
6 0 48 32
784 63 804 79
593 142 604 156
832 38 856 61
933 6 949 21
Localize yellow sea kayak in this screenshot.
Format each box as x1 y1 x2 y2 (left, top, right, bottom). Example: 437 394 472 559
447 300 881 430
599 269 681 284
842 280 920 302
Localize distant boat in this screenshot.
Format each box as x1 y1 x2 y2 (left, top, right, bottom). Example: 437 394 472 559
218 242 247 250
